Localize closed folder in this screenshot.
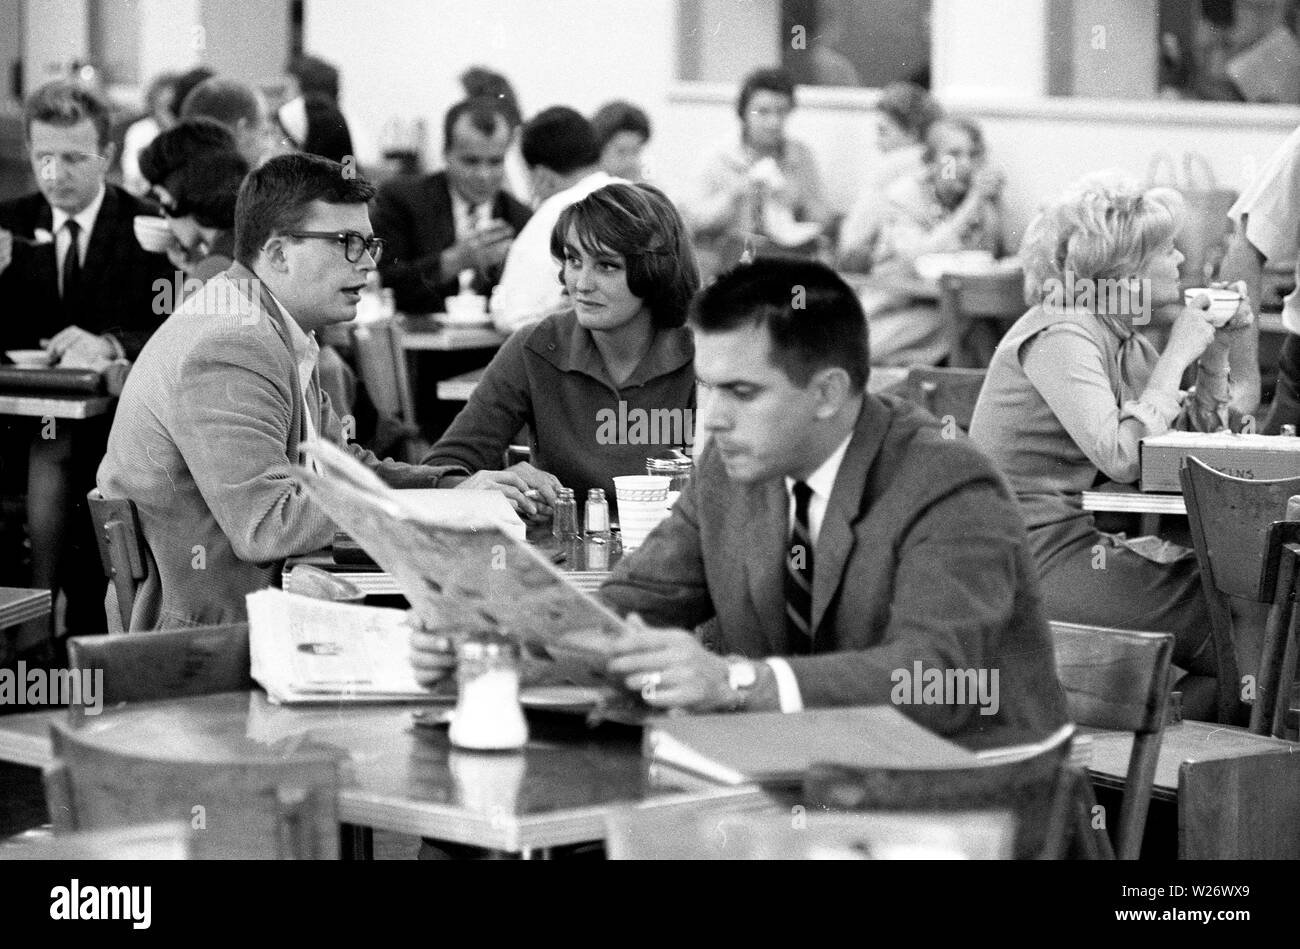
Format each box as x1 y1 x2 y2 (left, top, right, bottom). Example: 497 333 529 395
643 707 975 786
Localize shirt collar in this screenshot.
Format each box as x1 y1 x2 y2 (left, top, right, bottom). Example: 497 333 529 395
532 310 693 389
266 289 320 368
51 183 106 239
786 431 854 504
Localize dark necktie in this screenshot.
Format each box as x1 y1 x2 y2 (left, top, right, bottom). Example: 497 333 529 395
61 219 82 306
785 480 815 654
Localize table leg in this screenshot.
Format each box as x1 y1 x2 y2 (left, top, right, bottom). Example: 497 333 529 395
340 823 373 860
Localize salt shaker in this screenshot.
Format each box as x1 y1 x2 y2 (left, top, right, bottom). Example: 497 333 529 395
584 488 611 570
448 632 528 751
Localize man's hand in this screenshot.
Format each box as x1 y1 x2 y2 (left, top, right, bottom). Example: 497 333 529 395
598 613 732 711
0 227 12 277
450 462 561 521
409 621 457 689
970 164 1005 202
46 326 117 365
442 221 516 277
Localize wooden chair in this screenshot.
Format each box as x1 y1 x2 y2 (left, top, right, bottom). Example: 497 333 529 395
803 723 1075 860
0 821 191 859
352 317 428 463
86 488 147 632
44 719 342 859
605 802 1015 860
1180 456 1300 731
898 366 987 430
1050 621 1174 859
66 623 252 715
938 269 1024 368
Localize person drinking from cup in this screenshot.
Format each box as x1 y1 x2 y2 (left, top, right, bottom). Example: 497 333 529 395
969 172 1261 721
420 182 700 521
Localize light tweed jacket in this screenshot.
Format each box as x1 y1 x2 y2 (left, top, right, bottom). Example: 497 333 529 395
98 263 463 631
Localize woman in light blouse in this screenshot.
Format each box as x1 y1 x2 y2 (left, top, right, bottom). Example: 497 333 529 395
969 172 1260 721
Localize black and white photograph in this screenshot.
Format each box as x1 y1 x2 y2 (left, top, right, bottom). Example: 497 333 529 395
0 0 1292 920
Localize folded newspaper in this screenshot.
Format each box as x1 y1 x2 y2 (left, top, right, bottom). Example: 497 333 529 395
292 438 630 677
247 588 438 704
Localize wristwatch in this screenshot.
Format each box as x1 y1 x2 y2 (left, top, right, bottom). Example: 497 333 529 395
726 657 759 710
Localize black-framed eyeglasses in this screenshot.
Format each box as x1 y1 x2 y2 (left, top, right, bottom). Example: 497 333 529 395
281 230 385 264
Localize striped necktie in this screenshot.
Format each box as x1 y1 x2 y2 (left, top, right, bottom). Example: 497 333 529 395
785 480 815 654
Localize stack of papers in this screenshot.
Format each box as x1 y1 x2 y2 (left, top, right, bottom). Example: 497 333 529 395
247 589 435 705
0 587 52 629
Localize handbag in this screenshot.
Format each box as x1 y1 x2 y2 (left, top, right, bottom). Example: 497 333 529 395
1147 151 1238 286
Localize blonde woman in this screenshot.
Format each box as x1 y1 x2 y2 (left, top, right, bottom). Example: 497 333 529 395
969 172 1260 720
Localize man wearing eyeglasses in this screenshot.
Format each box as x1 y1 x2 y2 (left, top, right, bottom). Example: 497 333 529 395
0 80 172 658
98 153 484 631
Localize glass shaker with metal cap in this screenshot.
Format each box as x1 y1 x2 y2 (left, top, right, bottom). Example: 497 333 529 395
448 631 528 751
646 448 693 502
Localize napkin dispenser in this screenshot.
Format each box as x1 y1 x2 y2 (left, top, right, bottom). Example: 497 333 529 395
1140 431 1300 492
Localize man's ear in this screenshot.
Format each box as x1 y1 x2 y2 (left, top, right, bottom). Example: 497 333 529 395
811 366 853 419
261 235 291 273
100 141 117 171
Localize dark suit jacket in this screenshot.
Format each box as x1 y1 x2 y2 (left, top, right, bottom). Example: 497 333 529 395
599 395 1069 747
0 185 173 359
371 171 532 314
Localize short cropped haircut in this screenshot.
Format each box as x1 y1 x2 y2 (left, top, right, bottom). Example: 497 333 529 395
923 115 985 164
443 97 510 151
877 82 943 142
1020 171 1184 306
689 259 869 392
287 54 340 101
736 67 797 119
171 68 216 115
521 106 599 174
234 152 377 267
551 183 700 330
24 80 111 148
180 78 263 130
590 101 652 150
460 66 522 129
138 117 238 188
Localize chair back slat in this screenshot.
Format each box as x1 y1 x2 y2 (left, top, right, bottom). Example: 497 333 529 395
1181 457 1300 729
1050 622 1173 733
900 366 986 430
803 725 1074 860
1181 456 1300 601
67 624 252 711
1050 621 1174 859
86 488 148 631
47 719 341 859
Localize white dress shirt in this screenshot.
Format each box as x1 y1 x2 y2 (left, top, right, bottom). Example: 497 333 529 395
491 170 620 333
52 183 105 293
269 294 323 475
765 432 854 712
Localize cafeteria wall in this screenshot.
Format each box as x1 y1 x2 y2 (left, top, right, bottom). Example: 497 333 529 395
305 0 1299 245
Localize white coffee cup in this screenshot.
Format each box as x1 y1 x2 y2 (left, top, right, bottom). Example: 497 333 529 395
444 293 489 324
1184 287 1242 327
614 475 671 550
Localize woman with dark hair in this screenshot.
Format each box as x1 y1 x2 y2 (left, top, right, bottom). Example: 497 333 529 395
591 100 651 181
421 182 700 518
139 117 250 281
277 92 355 165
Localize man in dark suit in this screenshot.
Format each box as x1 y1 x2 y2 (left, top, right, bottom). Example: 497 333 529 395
371 98 531 314
415 260 1067 747
0 80 172 653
